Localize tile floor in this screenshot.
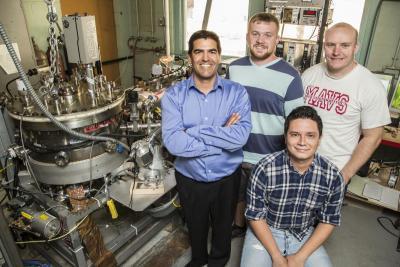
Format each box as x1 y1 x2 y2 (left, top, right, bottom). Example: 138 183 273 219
130 198 400 267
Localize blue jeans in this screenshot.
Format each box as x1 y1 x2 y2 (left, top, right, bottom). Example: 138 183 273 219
241 227 332 267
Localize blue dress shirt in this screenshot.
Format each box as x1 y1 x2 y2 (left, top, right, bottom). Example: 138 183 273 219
161 75 251 182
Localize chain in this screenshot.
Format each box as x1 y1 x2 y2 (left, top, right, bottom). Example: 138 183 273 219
45 0 59 90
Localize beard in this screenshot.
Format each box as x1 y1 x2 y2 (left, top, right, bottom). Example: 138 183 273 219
249 45 274 61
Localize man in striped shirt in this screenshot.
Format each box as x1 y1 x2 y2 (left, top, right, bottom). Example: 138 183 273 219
227 12 304 237
241 106 345 267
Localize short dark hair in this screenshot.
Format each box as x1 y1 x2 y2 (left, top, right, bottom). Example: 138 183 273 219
284 106 323 136
188 30 221 55
248 12 280 33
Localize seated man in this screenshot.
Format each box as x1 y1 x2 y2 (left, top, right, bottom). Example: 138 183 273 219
241 106 345 267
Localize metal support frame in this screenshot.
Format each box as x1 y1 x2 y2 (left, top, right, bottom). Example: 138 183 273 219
316 0 330 64
0 208 24 267
202 0 213 30
23 183 105 266
114 215 171 265
30 211 172 266
20 181 174 267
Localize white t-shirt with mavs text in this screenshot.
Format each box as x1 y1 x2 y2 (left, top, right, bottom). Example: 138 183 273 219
302 63 391 170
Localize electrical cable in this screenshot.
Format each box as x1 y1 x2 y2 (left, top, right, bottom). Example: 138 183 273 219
130 38 139 84
5 77 19 98
5 69 41 99
91 196 102 208
307 25 318 40
129 178 135 208
93 182 107 198
101 133 147 138
89 141 95 192
24 139 94 153
172 199 181 208
377 216 400 238
0 185 90 201
102 49 157 66
91 166 127 198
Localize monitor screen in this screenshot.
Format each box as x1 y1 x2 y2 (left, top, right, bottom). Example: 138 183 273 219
389 78 400 113
373 72 394 95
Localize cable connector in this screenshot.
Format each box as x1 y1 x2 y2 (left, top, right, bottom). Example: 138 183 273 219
7 144 28 159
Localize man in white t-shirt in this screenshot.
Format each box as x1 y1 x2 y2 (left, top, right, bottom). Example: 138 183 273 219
302 22 391 184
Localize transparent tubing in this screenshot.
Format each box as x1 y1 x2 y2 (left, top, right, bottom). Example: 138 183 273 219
0 23 129 151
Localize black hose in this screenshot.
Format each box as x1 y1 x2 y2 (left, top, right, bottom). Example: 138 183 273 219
5 77 18 98
25 139 95 153
103 133 147 138
101 49 163 66
5 69 39 98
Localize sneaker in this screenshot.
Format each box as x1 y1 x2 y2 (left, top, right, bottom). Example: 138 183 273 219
231 224 246 238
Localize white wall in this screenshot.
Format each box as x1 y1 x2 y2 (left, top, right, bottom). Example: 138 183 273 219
114 0 135 88
366 1 400 71
0 0 36 85
0 0 36 148
21 0 63 52
331 0 365 31
113 0 167 88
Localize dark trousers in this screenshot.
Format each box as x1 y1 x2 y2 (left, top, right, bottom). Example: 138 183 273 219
175 168 241 267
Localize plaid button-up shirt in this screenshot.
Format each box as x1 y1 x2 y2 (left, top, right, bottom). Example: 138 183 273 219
245 150 345 241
